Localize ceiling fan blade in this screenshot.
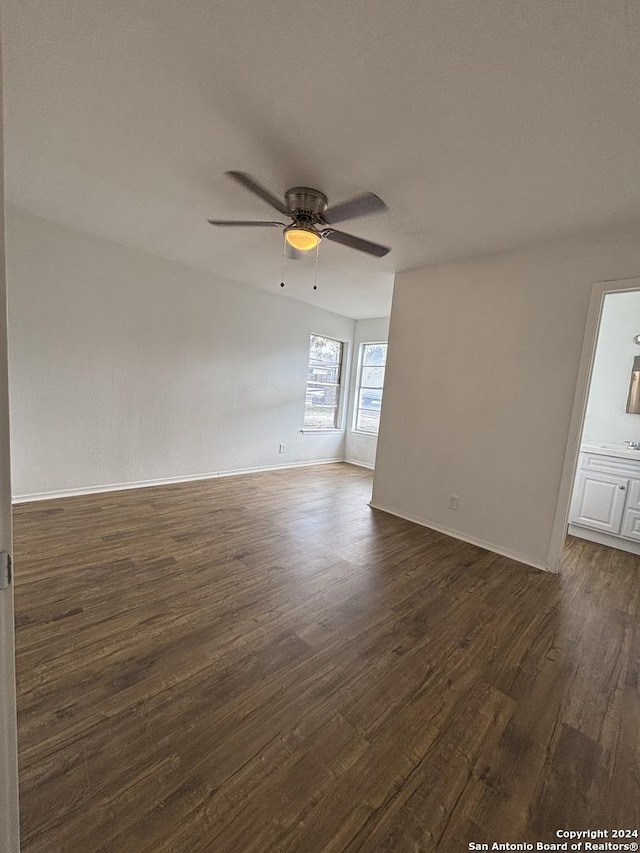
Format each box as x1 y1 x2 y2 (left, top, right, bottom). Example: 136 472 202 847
323 228 390 257
225 171 289 215
323 192 387 225
207 219 285 227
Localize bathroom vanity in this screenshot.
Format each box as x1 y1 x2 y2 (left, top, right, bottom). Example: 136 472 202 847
568 443 640 554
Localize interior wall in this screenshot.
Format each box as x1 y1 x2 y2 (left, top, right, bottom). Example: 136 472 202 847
373 225 640 570
344 316 390 469
582 289 640 445
7 211 355 499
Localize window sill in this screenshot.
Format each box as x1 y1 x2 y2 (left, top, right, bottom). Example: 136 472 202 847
300 428 344 435
350 430 379 438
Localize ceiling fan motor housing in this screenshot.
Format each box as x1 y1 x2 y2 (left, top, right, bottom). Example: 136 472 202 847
285 187 328 224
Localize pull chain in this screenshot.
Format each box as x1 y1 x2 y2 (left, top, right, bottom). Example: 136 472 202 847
280 236 321 291
312 241 320 291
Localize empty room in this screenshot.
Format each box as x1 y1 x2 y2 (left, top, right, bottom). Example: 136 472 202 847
0 2 639 852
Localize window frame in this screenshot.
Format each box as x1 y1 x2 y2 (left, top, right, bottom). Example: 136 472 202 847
353 341 387 436
302 333 347 432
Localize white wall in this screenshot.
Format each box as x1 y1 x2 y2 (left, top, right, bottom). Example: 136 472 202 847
344 316 390 469
373 225 640 570
582 290 640 445
7 211 355 499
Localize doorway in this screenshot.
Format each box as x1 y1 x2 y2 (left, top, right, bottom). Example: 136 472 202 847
549 278 640 570
566 288 640 553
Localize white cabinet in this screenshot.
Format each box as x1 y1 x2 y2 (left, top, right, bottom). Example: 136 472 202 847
621 509 640 541
569 449 640 553
571 470 628 533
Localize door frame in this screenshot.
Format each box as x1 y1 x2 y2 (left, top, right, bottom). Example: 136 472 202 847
0 21 20 850
547 276 640 572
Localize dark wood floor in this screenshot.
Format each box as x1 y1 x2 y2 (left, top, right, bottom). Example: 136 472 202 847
12 463 640 852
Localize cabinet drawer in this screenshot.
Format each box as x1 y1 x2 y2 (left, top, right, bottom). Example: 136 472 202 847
621 508 640 541
581 452 640 479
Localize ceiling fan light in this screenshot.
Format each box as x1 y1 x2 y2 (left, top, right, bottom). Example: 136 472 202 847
285 228 320 252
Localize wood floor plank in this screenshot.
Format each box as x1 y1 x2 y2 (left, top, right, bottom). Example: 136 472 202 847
12 463 640 852
343 682 515 853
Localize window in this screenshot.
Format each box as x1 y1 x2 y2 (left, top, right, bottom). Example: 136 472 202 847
355 342 387 434
304 334 344 429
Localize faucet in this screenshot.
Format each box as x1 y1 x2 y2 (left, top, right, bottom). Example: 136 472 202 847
625 440 640 450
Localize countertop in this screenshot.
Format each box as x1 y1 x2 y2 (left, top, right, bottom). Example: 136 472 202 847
581 442 640 460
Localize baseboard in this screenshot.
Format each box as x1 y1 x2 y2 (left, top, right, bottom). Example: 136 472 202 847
12 458 345 503
343 458 375 470
567 523 640 555
369 501 551 573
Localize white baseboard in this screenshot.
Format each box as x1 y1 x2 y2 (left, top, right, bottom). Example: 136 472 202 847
567 523 640 555
369 501 551 573
12 458 345 503
343 458 375 470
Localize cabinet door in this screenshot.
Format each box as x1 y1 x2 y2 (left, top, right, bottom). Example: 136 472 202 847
625 478 640 510
621 508 640 541
571 471 628 533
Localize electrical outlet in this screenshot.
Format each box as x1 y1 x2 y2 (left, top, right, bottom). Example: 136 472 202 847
448 494 459 510
279 443 286 454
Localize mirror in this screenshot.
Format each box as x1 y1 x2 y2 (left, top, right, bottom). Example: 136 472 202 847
626 356 640 413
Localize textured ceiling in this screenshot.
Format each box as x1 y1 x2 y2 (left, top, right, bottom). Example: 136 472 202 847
3 1 640 318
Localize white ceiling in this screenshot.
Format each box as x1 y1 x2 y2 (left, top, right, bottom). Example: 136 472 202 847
3 1 640 319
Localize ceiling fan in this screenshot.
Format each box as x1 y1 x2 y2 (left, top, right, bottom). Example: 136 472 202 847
208 171 391 259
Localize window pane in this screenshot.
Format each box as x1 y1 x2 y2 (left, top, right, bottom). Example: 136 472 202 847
307 363 341 384
356 408 381 432
358 387 382 410
363 343 387 366
304 406 338 429
306 384 339 407
309 335 343 365
361 365 385 388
